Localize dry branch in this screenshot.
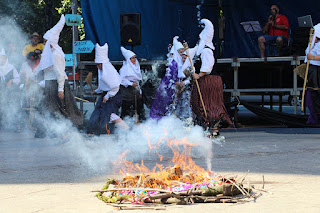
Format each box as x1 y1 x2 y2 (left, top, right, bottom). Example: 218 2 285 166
92 188 172 193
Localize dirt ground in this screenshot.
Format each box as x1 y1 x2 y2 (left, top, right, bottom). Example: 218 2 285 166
1 128 320 212
1 172 319 213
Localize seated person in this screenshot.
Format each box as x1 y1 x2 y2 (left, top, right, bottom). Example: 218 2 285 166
258 4 289 57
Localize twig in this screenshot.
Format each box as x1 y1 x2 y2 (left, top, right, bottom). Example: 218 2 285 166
224 178 250 197
149 192 184 200
240 170 250 185
92 188 172 193
117 206 166 210
134 93 139 124
175 190 202 196
262 174 265 189
251 186 273 194
189 197 195 204
149 193 175 200
253 192 262 202
74 96 90 102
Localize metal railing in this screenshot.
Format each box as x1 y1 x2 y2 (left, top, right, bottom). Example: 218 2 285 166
217 56 306 119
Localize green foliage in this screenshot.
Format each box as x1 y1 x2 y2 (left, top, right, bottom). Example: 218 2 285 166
56 0 72 14
95 180 133 203
0 0 85 53
0 0 47 36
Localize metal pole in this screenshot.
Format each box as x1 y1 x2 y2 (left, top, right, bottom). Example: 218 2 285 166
293 69 298 114
79 67 84 114
232 57 239 127
71 1 76 91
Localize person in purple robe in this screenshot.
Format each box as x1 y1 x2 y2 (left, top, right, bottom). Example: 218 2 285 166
149 36 184 120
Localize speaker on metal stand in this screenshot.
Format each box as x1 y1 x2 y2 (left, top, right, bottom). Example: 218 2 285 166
120 13 141 51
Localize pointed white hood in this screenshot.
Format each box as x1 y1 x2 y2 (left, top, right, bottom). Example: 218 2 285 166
169 45 175 54
172 36 183 66
43 14 65 57
120 46 135 61
197 19 215 56
305 23 320 62
172 36 185 78
0 48 15 79
173 36 184 50
95 43 109 63
44 15 65 45
0 49 5 56
166 44 175 64
95 43 121 91
119 46 142 82
37 14 65 71
311 23 320 50
179 45 199 78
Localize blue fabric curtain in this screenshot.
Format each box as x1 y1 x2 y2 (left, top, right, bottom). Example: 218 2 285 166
81 0 209 60
81 0 320 60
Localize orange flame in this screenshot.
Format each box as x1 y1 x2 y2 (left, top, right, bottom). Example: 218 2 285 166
113 128 207 186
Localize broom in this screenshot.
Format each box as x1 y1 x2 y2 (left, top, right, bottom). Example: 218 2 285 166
85 72 96 106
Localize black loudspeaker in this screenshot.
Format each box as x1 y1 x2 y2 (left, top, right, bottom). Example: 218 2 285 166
120 13 141 46
292 27 311 55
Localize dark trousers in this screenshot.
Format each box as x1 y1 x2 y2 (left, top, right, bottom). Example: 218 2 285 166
121 97 145 122
307 65 320 115
87 92 122 135
120 85 145 122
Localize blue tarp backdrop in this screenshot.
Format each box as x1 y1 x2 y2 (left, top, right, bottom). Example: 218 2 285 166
81 0 320 60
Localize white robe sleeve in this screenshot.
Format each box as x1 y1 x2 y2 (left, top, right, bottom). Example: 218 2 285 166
200 48 215 74
314 43 320 56
304 47 309 63
110 113 120 123
104 86 119 101
121 78 133 87
309 43 320 66
184 79 190 85
19 63 26 76
53 53 67 92
12 68 20 85
120 67 133 87
95 88 103 94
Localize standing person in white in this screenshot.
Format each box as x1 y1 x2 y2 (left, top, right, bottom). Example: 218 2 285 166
304 24 320 124
87 43 126 135
119 47 145 122
190 19 232 137
0 49 20 129
35 14 83 138
173 45 198 121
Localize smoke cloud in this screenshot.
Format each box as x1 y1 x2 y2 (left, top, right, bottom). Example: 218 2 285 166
0 16 220 182
52 116 216 175
0 17 28 130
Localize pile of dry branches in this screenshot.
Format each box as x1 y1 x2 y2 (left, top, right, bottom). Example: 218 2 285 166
92 167 265 210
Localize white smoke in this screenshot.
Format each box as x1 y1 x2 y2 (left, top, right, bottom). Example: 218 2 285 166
55 116 216 174
0 17 27 69
197 0 205 25
0 15 219 180
141 62 162 87
0 17 28 131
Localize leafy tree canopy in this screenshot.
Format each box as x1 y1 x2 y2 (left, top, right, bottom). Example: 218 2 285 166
0 0 83 53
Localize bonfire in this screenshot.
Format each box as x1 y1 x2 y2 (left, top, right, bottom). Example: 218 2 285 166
93 133 263 210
